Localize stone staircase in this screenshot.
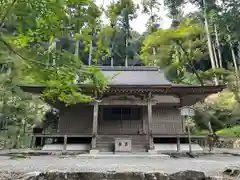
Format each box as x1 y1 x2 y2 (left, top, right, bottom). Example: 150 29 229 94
96 135 149 152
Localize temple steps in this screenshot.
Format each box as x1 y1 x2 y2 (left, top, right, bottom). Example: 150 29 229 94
96 135 149 152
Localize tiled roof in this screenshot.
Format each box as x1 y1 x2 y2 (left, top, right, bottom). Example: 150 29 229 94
98 66 172 86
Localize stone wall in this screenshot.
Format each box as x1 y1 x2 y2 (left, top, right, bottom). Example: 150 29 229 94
2 168 240 179
233 139 240 148
0 171 222 180
216 138 240 149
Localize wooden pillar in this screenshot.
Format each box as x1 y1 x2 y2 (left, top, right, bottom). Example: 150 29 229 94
63 135 67 152
187 121 192 153
177 135 180 152
142 107 145 134
57 102 65 133
31 135 36 149
147 93 154 150
179 96 186 133
40 137 44 147
91 102 99 150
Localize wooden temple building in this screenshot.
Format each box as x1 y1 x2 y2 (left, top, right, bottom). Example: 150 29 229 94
21 66 224 153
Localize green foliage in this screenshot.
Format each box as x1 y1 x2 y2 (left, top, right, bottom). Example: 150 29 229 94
0 59 46 148
1 0 110 105
207 91 236 111
164 0 184 18
194 103 225 132
41 65 109 105
106 0 139 65
192 129 209 135
141 0 162 33
1 0 240 146
193 91 239 133
141 18 209 84
216 126 240 137
0 0 111 148
199 68 230 82
9 155 29 160
85 66 109 93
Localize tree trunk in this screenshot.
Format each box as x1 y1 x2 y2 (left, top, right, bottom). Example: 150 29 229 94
237 41 240 69
110 56 114 67
202 0 218 85
125 38 128 67
212 42 219 68
150 5 157 65
88 39 93 66
75 29 81 61
110 43 114 67
228 34 239 76
207 121 213 134
214 24 223 68
12 126 21 149
52 41 56 66
110 18 116 67
178 42 204 86
75 40 80 60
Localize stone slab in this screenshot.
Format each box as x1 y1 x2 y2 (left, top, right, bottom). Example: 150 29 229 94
89 149 99 155
42 144 90 151
148 149 158 155
154 143 203 153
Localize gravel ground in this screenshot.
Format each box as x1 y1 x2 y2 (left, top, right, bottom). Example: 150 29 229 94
0 155 239 177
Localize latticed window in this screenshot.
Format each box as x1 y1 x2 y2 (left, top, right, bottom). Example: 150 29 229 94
103 107 142 121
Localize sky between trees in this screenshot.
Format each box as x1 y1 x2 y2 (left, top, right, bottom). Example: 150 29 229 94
95 0 198 33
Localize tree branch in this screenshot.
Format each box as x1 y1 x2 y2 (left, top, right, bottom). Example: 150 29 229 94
176 41 204 86
0 0 18 27
0 35 46 67
0 36 28 61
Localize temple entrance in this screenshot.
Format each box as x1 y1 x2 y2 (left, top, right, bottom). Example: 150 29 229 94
98 106 144 135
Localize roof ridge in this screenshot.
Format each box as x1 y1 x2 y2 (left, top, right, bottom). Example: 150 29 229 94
97 66 159 71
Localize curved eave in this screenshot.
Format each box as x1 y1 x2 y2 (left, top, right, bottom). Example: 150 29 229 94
106 84 226 95
18 83 226 96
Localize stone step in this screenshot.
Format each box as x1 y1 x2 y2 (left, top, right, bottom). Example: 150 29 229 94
96 140 149 143
97 146 147 152
97 142 148 151
97 142 148 146
97 142 148 145
97 135 148 140
96 143 149 147
96 135 149 152
97 137 148 142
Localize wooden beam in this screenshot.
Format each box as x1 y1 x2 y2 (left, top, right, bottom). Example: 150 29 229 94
32 133 92 138
148 92 154 150
99 99 148 105
91 102 99 149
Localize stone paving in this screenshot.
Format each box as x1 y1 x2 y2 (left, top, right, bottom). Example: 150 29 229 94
0 154 240 177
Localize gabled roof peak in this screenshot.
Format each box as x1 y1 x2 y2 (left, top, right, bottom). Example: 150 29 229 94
100 66 171 86
98 66 159 72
